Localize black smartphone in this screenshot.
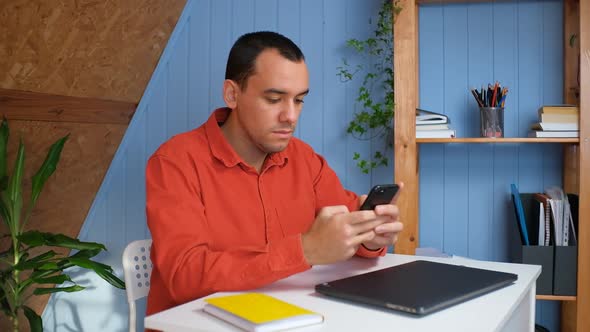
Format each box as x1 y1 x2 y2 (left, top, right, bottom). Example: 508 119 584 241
359 184 400 210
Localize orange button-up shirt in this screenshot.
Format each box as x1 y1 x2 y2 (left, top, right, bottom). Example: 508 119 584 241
146 108 385 315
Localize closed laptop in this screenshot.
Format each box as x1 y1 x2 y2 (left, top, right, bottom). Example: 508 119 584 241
315 260 517 316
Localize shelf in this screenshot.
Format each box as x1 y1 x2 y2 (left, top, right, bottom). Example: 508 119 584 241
416 137 580 144
536 295 577 301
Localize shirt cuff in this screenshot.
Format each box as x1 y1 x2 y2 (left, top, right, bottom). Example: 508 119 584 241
355 244 387 258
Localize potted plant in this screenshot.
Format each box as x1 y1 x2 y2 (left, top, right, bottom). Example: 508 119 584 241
0 119 125 332
338 0 401 174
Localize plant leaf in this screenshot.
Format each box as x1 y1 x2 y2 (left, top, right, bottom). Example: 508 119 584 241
14 250 57 271
0 118 9 189
18 231 107 251
6 140 24 234
33 284 85 295
67 257 125 289
30 135 68 206
32 274 72 285
23 305 43 332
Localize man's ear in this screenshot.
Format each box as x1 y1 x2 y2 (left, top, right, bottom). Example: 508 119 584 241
223 79 239 109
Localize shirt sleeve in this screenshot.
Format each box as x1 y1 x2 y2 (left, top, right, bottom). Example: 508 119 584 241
308 152 386 258
146 154 311 305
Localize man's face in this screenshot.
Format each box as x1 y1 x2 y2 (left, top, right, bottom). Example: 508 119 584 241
231 49 309 154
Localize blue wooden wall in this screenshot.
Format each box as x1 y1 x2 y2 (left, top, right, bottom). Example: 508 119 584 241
419 0 563 330
41 0 563 331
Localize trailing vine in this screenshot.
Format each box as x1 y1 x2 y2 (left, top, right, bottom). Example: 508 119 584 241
338 0 401 174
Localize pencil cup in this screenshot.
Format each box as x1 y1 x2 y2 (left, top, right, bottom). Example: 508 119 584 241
479 107 504 138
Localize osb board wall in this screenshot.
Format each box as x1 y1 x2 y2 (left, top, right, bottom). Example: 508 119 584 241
0 120 127 330
0 0 187 103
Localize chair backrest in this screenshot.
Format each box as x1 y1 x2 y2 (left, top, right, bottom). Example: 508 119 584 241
122 239 153 332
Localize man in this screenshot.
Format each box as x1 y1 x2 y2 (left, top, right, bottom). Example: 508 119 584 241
146 31 403 315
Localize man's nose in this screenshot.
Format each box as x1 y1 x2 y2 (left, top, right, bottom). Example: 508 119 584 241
280 101 298 123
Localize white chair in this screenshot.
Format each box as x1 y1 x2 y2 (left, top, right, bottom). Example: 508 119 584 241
122 239 153 332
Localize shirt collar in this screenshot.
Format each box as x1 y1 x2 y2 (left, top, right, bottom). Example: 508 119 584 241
205 108 288 169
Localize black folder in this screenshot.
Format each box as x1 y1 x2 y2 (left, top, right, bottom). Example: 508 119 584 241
315 260 517 316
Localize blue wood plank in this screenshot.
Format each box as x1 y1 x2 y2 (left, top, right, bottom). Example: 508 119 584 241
467 145 494 260
299 0 324 155
188 0 213 127
322 0 348 182
418 5 445 253
493 1 518 137
516 0 543 136
343 0 377 193
491 143 519 262
466 2 493 138
441 5 469 256
277 1 300 43
146 73 168 156
419 5 444 113
167 23 190 137
442 145 469 256
542 0 563 105
233 0 254 37
106 162 127 253
254 0 278 31
210 0 233 109
419 144 445 250
125 115 148 243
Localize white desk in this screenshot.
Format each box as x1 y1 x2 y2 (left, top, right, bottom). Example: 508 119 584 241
145 254 541 332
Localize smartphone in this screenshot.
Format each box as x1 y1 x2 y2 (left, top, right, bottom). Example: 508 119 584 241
359 184 400 210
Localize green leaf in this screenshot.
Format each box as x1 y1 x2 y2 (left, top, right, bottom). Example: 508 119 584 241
32 274 72 285
33 284 85 295
14 250 57 270
6 140 24 233
0 118 9 187
23 305 43 332
18 231 107 251
31 135 68 206
67 257 125 289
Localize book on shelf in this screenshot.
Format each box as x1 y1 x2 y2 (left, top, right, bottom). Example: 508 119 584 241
204 293 324 332
538 105 579 115
416 123 450 131
529 130 579 138
531 122 579 132
416 129 456 138
540 112 579 123
416 108 448 125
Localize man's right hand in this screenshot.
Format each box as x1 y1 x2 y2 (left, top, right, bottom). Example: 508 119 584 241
301 206 386 265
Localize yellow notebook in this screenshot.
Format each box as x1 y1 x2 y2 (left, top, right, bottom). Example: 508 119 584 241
204 293 323 332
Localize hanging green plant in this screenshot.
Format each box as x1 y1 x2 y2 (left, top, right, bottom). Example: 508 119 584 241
338 0 401 174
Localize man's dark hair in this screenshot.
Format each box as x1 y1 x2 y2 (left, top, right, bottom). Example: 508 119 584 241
225 31 305 89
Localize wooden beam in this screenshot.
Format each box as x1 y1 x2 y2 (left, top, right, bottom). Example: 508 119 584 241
0 88 136 124
576 1 590 331
394 0 419 255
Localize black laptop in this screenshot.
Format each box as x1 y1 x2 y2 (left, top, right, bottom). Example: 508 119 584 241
315 260 518 316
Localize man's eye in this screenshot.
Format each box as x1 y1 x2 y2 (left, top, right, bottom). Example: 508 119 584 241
295 99 305 104
266 98 281 104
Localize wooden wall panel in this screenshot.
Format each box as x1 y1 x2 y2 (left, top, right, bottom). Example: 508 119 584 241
0 120 126 330
0 0 186 103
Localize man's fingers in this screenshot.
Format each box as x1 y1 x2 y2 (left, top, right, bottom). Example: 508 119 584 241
351 229 377 246
346 210 379 224
390 181 404 204
374 221 403 234
352 219 384 234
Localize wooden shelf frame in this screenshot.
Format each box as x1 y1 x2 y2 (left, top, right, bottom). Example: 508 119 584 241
392 0 589 330
417 138 580 144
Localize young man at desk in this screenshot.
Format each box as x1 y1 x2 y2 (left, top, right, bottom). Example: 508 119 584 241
145 31 403 316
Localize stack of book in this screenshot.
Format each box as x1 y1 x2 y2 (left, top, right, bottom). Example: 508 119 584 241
529 105 579 138
415 108 455 138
